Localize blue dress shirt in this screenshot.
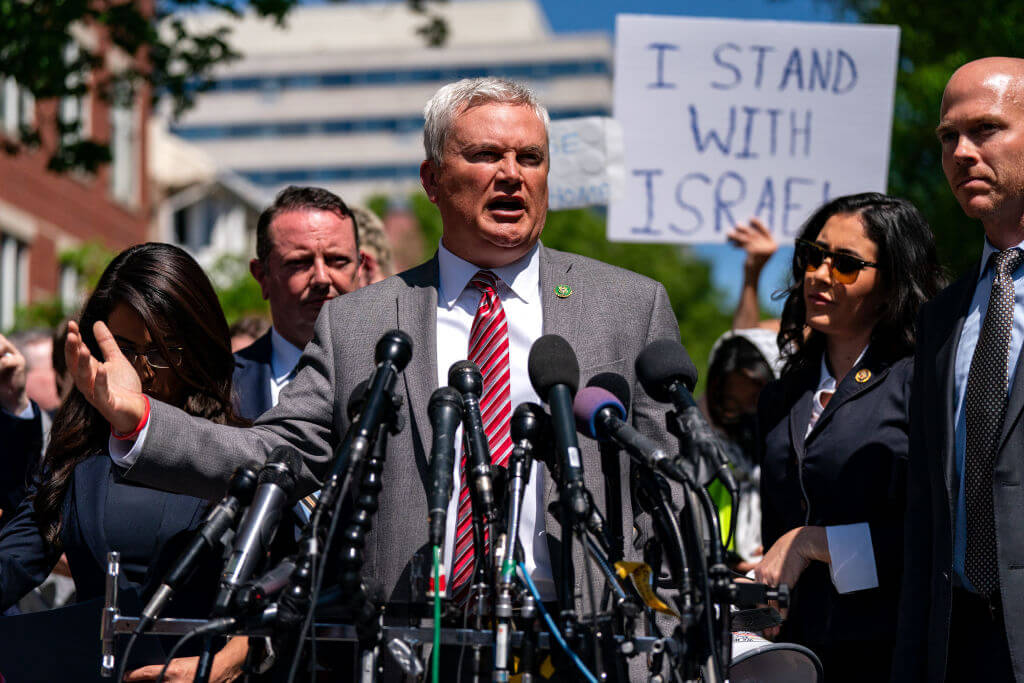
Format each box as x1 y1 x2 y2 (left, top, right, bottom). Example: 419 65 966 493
953 239 1024 591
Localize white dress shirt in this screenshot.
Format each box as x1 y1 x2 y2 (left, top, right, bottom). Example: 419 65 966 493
806 349 879 594
436 241 555 600
269 328 303 407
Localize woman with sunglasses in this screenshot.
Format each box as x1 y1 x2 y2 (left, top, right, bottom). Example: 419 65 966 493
0 244 253 681
753 193 944 680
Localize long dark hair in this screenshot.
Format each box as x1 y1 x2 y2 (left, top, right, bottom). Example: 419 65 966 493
705 335 776 429
777 193 945 376
35 243 247 545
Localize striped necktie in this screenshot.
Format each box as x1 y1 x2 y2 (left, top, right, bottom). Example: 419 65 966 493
450 270 513 599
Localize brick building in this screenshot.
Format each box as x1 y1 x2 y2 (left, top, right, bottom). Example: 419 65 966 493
0 32 150 331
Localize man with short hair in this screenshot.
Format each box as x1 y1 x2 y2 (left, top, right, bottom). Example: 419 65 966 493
895 57 1024 682
66 78 681 674
234 186 365 419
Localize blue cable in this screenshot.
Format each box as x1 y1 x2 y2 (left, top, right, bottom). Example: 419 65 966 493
516 562 599 683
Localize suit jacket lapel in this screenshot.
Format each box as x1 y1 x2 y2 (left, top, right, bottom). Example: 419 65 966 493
233 333 274 419
1000 330 1024 452
787 370 815 462
807 350 891 444
936 272 977 504
397 257 440 483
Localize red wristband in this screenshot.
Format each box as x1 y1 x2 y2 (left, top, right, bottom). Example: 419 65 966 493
112 395 151 441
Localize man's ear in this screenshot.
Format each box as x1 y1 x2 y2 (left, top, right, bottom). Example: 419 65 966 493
420 160 441 204
358 250 380 287
249 259 271 300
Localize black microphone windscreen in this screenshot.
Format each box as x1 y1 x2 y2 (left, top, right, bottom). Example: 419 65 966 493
429 386 463 416
635 339 698 402
528 334 580 399
448 360 483 397
586 371 631 409
375 329 413 370
262 446 303 492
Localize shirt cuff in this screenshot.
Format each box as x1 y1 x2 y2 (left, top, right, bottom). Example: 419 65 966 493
826 522 879 594
1 401 37 420
108 415 151 468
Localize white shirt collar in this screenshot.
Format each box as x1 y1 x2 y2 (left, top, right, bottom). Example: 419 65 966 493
815 344 871 396
270 327 303 384
437 241 541 309
978 237 1024 282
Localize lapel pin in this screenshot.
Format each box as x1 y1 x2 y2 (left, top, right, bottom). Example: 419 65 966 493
555 284 572 299
854 368 871 383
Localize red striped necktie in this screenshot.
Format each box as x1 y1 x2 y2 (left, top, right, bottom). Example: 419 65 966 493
450 270 513 599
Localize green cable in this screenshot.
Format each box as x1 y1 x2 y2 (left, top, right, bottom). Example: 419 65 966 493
432 544 441 683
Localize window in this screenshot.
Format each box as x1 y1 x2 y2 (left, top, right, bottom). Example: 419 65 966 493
59 42 90 145
59 264 82 313
0 233 28 332
109 84 138 204
0 77 35 139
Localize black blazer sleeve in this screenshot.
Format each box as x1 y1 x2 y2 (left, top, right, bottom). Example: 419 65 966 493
0 478 60 609
0 404 43 529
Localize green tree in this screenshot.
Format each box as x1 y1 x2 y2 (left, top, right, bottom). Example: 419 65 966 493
0 0 446 173
208 252 268 324
399 194 731 387
835 0 1024 278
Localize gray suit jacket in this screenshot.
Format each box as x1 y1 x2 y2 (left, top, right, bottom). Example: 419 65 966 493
125 244 681 605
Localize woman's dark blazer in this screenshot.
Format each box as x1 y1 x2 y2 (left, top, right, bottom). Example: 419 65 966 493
758 349 912 647
0 454 216 614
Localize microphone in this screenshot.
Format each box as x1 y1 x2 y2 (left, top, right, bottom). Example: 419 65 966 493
635 339 739 495
234 559 297 613
427 386 463 548
347 330 413 468
574 386 673 477
138 465 259 632
213 445 303 615
527 334 587 522
448 360 498 523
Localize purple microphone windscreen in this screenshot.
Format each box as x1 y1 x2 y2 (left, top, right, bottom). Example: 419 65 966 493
635 339 698 403
586 372 631 409
573 386 626 440
528 334 580 399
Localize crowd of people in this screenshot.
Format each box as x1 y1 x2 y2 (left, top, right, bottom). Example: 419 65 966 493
0 55 1022 682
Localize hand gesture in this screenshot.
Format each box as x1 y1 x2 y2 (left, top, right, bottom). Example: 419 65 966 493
727 217 777 271
65 320 147 435
123 637 247 682
0 333 29 415
753 526 828 591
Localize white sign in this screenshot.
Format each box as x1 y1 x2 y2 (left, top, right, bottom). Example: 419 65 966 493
608 15 900 243
548 117 625 211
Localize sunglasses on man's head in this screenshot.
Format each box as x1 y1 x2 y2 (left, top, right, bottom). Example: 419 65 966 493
794 239 878 285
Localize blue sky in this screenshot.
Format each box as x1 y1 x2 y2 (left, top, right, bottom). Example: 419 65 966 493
539 0 854 315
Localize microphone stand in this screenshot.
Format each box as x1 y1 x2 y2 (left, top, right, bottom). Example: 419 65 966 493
340 417 400 683
465 439 495 683
493 437 532 682
663 413 732 683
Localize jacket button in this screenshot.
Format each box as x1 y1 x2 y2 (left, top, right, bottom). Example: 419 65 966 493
942 571 950 582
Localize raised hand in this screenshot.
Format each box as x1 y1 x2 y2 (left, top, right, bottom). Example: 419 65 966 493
65 320 147 435
0 333 29 415
727 217 778 271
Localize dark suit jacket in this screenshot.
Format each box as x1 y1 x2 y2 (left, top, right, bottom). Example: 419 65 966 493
0 405 42 533
0 455 216 614
126 245 681 609
759 349 911 650
233 332 274 421
894 265 1024 682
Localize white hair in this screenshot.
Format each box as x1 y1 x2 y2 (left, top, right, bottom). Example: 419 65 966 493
422 77 551 164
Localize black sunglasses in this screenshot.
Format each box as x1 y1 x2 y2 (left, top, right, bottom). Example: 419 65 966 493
118 345 184 370
795 239 878 284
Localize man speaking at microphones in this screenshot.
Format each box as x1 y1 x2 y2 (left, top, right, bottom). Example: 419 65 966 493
65 77 681 672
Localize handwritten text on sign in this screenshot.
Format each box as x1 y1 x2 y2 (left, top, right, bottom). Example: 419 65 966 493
608 16 900 243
